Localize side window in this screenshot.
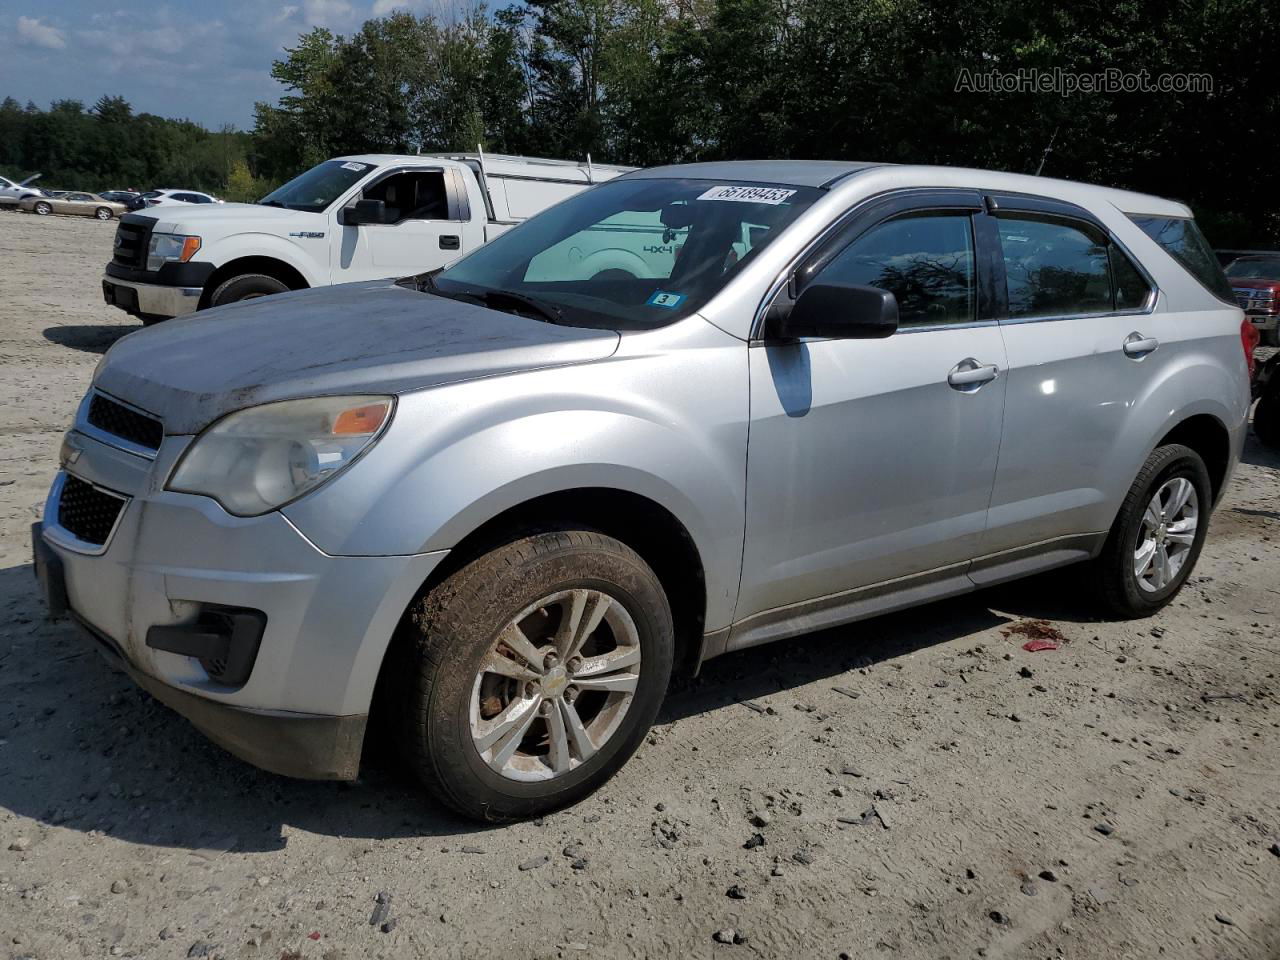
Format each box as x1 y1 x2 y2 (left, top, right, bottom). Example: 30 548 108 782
174 193 198 203
812 213 976 327
997 216 1110 319
363 171 450 224
1110 245 1152 312
1129 214 1234 303
69 193 91 202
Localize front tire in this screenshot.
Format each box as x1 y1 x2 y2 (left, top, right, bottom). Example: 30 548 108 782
33 202 51 216
395 529 673 821
208 273 289 308
1086 443 1211 618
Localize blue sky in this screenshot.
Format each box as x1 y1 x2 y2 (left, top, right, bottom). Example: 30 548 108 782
1 1 445 129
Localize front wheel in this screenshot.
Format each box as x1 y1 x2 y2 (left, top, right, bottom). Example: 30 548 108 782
94 206 113 220
33 202 51 216
394 529 674 821
1085 443 1211 617
208 273 289 308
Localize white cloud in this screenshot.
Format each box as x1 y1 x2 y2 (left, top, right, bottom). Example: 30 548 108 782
301 0 354 24
371 0 421 13
17 16 66 50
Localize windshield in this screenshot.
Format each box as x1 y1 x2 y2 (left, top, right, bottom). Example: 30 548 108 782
1225 258 1280 280
430 178 821 330
258 159 374 213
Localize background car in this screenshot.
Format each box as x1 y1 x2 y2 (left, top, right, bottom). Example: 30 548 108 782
0 173 42 210
140 189 223 208
98 190 140 205
20 191 129 220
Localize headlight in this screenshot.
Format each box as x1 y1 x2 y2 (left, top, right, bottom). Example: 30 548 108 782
168 396 393 516
146 233 201 271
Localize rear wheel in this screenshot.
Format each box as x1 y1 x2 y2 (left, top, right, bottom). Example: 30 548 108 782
94 206 113 220
33 201 51 216
208 273 289 308
394 529 673 821
1085 443 1211 617
1255 390 1280 449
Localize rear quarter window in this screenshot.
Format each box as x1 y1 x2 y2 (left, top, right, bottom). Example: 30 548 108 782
1129 215 1234 303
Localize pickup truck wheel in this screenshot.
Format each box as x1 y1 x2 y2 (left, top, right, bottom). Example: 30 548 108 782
1254 390 1280 449
209 273 289 307
395 529 674 821
33 201 51 216
94 207 113 220
1086 443 1211 618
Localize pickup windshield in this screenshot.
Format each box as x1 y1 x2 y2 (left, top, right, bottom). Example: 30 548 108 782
258 159 374 213
1225 257 1280 280
430 178 821 330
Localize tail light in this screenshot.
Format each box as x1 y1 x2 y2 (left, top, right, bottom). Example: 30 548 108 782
1241 317 1260 378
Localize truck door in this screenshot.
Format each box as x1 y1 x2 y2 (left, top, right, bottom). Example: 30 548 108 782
332 168 471 283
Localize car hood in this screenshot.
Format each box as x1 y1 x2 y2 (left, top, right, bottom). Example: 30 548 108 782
142 202 318 234
94 280 621 435
1227 277 1280 290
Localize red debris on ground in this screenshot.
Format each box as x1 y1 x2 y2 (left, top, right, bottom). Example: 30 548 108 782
1021 638 1059 652
307 932 322 940
1001 618 1068 647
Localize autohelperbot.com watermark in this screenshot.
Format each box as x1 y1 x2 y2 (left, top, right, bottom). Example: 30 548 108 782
955 67 1213 96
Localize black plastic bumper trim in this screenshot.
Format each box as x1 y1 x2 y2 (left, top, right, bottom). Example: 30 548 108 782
74 615 366 780
146 605 266 687
105 260 216 288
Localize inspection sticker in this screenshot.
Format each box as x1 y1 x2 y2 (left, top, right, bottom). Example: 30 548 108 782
697 185 797 205
647 291 686 308
341 161 367 172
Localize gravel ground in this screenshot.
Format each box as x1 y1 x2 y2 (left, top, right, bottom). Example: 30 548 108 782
1 212 1278 960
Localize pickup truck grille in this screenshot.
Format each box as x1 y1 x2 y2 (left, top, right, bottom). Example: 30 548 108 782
112 216 154 269
87 392 164 451
1233 288 1277 312
57 475 127 547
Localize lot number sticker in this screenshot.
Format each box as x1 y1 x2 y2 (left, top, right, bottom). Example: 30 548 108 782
647 291 686 308
697 185 797 205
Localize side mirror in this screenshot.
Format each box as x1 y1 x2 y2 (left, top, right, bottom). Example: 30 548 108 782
776 281 899 340
343 198 386 226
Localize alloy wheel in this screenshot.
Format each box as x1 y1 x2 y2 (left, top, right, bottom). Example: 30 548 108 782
1134 476 1198 592
469 588 642 782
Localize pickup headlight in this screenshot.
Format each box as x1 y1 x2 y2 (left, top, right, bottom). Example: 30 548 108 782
168 396 394 516
147 233 201 272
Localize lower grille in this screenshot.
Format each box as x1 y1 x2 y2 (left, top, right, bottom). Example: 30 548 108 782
57 475 127 546
87 393 163 451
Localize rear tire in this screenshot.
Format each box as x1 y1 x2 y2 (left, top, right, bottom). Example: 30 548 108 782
208 273 289 308
94 206 113 220
393 529 673 822
1255 390 1280 450
33 202 51 216
1085 443 1211 618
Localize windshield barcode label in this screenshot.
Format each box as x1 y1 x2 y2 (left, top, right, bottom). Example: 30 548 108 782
697 185 797 205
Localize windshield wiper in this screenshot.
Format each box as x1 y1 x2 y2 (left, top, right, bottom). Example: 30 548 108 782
477 289 565 325
258 199 286 208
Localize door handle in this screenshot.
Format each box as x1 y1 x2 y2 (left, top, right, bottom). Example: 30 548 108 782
439 235 460 250
1122 332 1159 358
947 358 1000 390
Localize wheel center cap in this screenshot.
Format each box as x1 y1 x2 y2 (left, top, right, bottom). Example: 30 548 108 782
542 665 569 698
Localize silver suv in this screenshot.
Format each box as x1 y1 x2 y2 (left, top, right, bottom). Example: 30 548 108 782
34 161 1252 821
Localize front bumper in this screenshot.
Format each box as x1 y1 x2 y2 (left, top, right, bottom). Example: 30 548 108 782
102 273 201 320
1245 311 1279 332
35 427 447 779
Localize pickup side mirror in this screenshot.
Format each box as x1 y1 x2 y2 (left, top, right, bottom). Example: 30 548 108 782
776 281 899 340
343 198 387 226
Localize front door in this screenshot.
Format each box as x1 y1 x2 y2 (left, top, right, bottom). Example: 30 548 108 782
735 196 1008 645
333 168 466 283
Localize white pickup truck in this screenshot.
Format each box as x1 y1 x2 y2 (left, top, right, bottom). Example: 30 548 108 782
101 153 632 323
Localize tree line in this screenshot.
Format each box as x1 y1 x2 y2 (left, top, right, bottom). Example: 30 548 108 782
4 0 1278 245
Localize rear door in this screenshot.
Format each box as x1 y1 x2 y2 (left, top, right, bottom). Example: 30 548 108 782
735 191 1009 641
974 195 1162 580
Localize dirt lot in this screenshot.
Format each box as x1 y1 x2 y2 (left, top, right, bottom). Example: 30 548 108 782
0 211 1277 960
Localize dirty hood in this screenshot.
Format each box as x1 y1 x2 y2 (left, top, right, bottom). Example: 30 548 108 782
94 280 620 434
142 201 317 235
